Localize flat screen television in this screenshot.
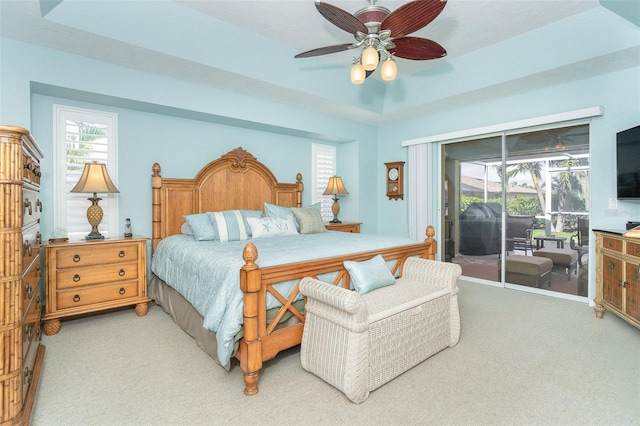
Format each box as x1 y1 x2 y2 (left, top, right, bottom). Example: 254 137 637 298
616 125 640 199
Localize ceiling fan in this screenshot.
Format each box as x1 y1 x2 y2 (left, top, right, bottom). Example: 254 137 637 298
295 0 448 84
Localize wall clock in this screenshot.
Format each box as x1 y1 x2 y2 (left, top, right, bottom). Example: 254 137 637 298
385 161 404 200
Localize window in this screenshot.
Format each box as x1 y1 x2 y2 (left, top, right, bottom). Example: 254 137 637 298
311 143 336 222
54 105 118 240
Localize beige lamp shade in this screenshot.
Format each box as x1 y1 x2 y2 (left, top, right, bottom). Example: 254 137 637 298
361 46 379 71
70 161 119 240
71 161 119 194
323 176 348 224
323 176 349 196
350 63 366 85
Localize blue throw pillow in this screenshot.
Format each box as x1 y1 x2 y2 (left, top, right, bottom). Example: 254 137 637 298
208 210 249 242
240 210 263 237
183 213 216 241
344 254 396 294
264 202 320 232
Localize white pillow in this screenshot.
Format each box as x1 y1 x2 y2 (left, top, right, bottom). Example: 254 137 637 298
246 216 299 238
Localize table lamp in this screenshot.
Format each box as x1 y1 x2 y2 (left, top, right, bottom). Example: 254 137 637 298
323 175 349 223
70 161 119 240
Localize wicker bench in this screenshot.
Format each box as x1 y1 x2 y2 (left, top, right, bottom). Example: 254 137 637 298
299 258 461 403
533 247 578 280
498 255 553 288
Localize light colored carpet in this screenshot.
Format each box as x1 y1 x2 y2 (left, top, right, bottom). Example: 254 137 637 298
32 280 639 426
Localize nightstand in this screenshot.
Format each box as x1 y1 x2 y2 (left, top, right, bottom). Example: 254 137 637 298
325 222 361 233
43 236 150 335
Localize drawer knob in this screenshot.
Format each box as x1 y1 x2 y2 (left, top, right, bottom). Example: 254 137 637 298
119 250 125 258
25 283 33 299
73 294 80 303
24 367 33 384
37 329 43 341
36 231 42 244
24 241 32 257
73 274 81 282
635 247 640 254
119 269 125 277
25 325 33 341
24 198 32 215
36 264 41 277
119 287 126 295
36 199 42 212
73 254 81 262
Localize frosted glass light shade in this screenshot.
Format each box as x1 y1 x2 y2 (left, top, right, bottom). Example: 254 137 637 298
361 46 379 71
350 63 366 84
381 58 397 81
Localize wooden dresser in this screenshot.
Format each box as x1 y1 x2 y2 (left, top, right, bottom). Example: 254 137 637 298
0 125 45 425
325 222 361 233
594 230 640 329
43 237 150 335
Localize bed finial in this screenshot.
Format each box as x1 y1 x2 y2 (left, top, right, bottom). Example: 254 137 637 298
152 162 161 177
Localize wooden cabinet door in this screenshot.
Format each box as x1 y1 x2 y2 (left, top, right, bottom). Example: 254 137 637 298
602 254 623 310
625 262 640 321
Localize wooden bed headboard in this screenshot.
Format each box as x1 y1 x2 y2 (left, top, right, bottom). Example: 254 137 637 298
151 147 303 251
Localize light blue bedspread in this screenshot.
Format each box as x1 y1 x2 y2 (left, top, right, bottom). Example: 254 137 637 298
151 232 419 365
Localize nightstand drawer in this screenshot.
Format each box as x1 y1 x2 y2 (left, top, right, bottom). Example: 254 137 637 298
56 280 139 310
56 262 139 289
55 243 139 268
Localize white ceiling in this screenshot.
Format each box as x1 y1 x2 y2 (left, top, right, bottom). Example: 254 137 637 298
1 0 638 126
179 0 600 73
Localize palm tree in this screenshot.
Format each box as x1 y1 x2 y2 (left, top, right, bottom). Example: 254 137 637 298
506 162 546 219
551 158 582 232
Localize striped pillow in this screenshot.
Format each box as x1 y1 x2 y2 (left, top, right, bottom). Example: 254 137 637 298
208 210 249 242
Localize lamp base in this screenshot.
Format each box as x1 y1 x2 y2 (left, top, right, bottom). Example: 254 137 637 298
85 233 105 240
85 194 105 240
330 197 342 224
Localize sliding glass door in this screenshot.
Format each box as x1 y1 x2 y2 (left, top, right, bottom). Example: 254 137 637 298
443 124 590 298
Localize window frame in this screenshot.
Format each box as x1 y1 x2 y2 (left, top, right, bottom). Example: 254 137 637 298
311 143 337 222
53 105 119 240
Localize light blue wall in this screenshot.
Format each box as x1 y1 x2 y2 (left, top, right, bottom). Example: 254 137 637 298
1 37 381 243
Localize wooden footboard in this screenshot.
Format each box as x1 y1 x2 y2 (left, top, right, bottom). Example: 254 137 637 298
237 226 437 395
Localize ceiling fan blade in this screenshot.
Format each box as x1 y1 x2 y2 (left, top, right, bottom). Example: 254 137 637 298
389 37 447 60
381 0 447 38
295 43 354 58
316 2 368 35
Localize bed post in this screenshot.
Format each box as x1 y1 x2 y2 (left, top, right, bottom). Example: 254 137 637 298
295 173 303 207
423 225 438 260
151 163 162 253
239 242 262 395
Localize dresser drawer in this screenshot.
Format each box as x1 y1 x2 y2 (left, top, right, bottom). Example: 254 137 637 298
56 262 139 290
22 257 41 308
22 221 42 269
602 236 623 252
55 242 139 268
22 187 41 228
56 280 140 310
626 241 640 259
23 295 42 357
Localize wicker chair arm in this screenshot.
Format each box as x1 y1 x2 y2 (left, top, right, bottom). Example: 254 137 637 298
402 258 462 292
300 277 369 332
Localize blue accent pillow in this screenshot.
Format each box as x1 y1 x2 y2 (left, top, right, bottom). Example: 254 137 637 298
240 210 263 237
344 254 396 294
264 202 320 232
208 210 249 242
183 213 216 241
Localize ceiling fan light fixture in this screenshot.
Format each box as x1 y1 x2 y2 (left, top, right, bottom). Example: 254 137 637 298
381 57 397 81
350 62 366 84
361 46 379 71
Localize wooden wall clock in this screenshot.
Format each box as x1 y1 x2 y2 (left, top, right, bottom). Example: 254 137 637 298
385 161 404 200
